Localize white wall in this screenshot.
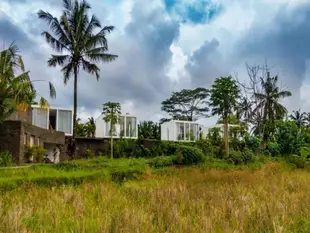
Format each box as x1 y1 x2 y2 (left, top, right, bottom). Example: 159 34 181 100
95 116 106 138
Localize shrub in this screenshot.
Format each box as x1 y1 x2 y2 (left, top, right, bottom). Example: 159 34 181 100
83 149 95 159
147 156 176 168
287 155 306 169
266 142 281 157
24 145 46 163
229 150 244 165
228 149 254 165
0 151 13 167
299 147 310 159
32 145 45 163
175 145 205 165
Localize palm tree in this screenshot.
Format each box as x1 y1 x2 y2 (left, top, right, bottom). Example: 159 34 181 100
304 113 310 127
38 0 118 137
289 110 305 128
102 102 121 159
0 43 56 123
254 74 291 144
85 117 96 137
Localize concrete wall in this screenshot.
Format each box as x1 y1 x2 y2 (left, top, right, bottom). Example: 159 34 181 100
0 120 65 164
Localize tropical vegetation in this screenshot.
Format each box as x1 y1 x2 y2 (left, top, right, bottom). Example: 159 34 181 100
38 0 117 137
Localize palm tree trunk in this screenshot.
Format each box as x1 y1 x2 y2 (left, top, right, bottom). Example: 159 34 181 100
73 66 78 138
110 121 113 159
224 118 229 158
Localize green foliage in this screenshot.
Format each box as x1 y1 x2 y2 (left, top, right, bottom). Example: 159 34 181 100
286 155 307 169
38 0 117 136
266 142 281 157
83 149 95 159
273 120 305 155
245 136 261 153
299 147 310 159
0 152 13 167
175 145 205 165
161 87 209 121
24 145 46 163
0 43 56 123
147 156 176 168
254 75 292 142
228 149 254 165
210 76 239 118
138 121 160 140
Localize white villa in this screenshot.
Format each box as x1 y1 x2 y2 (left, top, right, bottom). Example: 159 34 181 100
31 105 73 136
95 113 138 139
160 120 201 142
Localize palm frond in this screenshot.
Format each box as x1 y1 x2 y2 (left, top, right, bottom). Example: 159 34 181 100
81 59 100 79
48 54 70 67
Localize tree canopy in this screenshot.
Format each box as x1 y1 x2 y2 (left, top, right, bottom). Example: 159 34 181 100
161 87 209 122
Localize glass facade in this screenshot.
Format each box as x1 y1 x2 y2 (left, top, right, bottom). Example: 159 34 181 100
57 110 72 135
176 121 199 141
32 108 48 129
125 116 137 137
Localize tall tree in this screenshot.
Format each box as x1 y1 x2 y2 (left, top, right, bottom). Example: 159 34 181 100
38 0 117 137
289 110 305 128
0 43 56 123
161 87 209 122
102 102 121 159
210 76 239 158
138 121 160 140
254 74 291 144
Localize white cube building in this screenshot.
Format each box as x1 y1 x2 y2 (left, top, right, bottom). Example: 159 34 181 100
31 105 73 136
95 114 138 139
161 120 200 142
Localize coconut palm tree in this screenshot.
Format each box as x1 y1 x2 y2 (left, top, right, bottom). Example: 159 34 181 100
289 110 305 128
85 117 96 137
254 74 291 144
303 112 310 127
38 0 118 137
0 43 56 123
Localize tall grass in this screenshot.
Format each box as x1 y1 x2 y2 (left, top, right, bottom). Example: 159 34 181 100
0 162 310 232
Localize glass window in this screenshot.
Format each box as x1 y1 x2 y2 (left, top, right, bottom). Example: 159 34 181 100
32 108 48 129
126 117 136 137
29 136 35 147
57 110 72 135
119 116 125 137
105 122 117 137
185 123 190 140
177 122 184 140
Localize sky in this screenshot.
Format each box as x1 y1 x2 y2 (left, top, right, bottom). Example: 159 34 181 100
1 0 310 126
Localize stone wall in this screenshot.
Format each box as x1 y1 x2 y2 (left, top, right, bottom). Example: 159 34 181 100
0 120 65 164
72 137 161 158
0 121 24 164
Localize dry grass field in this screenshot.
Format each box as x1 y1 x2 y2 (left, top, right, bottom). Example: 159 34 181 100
0 162 310 232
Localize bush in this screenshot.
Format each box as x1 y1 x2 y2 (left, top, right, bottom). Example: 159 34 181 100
266 142 281 157
83 149 95 159
147 156 176 168
228 149 254 165
286 155 307 169
24 145 46 163
175 145 205 165
299 147 310 159
0 151 13 167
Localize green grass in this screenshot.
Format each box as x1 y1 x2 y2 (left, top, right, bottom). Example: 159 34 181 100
0 160 310 232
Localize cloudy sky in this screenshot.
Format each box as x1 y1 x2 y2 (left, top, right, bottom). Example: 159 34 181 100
1 0 310 126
